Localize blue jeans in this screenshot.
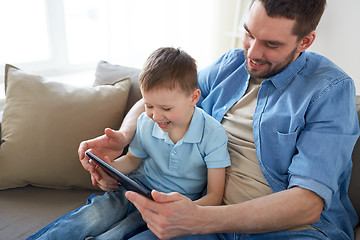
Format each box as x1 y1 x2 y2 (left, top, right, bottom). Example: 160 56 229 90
128 229 330 240
27 187 147 240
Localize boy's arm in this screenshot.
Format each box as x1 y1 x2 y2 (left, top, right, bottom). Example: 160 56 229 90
193 168 226 206
93 151 143 191
111 151 143 175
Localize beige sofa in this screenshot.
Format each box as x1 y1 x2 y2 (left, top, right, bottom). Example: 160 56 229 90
0 61 359 240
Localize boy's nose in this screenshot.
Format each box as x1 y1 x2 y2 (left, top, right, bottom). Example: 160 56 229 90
152 111 163 121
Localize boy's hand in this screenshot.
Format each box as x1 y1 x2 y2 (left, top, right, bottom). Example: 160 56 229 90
91 167 119 191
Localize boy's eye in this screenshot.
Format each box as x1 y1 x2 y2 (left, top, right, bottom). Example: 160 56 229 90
146 105 153 109
163 108 171 111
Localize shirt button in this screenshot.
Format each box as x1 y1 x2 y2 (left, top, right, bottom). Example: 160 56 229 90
223 106 227 110
172 151 177 155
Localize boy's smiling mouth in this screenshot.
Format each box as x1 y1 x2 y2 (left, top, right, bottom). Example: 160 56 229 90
157 121 171 129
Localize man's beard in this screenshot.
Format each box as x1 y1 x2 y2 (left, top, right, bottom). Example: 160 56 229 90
244 48 298 79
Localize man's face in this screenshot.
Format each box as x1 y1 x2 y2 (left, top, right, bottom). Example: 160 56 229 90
242 1 302 79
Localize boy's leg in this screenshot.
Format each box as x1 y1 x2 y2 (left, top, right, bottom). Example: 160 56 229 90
128 229 328 240
243 229 329 240
94 205 147 240
27 187 133 240
127 230 223 240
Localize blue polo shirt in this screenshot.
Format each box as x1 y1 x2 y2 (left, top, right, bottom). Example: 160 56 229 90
197 49 359 239
129 107 231 201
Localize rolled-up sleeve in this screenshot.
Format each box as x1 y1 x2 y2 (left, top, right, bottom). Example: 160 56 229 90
288 78 359 210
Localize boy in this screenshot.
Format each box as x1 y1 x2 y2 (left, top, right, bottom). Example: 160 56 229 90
28 47 231 240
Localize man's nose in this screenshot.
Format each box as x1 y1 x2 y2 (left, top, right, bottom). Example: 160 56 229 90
247 39 263 60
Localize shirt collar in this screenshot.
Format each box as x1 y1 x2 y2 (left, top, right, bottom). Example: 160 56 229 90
267 51 307 92
152 107 204 144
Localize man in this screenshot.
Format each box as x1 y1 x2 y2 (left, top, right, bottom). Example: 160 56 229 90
79 0 359 239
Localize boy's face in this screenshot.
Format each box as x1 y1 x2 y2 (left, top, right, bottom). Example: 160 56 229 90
142 86 200 137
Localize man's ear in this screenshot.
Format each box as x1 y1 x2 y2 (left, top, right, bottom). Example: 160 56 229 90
297 31 316 53
190 89 201 106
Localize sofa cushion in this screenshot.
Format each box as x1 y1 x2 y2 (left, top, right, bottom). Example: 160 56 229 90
0 186 101 240
0 64 130 190
349 96 360 220
94 60 142 114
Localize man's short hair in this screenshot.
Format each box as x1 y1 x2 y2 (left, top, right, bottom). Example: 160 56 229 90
252 0 327 39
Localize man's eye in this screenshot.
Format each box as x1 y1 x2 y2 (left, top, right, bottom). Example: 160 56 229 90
163 108 171 111
245 32 254 39
266 44 280 49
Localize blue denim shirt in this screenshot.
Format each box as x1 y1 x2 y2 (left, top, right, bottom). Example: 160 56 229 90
197 49 359 239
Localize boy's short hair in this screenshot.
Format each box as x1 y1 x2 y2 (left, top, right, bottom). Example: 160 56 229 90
139 47 198 95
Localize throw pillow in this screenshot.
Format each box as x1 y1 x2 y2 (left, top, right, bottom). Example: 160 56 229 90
94 60 142 114
0 64 130 190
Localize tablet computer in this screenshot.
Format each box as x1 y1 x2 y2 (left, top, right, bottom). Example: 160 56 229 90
85 150 153 200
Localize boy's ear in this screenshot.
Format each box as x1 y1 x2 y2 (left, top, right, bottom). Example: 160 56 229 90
190 89 201 106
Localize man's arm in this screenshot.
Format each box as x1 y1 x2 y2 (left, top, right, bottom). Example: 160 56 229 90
118 98 145 146
198 187 323 234
126 186 324 239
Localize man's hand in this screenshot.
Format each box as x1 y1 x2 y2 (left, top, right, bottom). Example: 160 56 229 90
78 128 128 181
126 190 201 239
80 99 145 189
126 187 324 239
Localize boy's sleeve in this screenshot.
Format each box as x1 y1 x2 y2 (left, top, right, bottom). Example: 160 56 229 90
202 125 231 169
